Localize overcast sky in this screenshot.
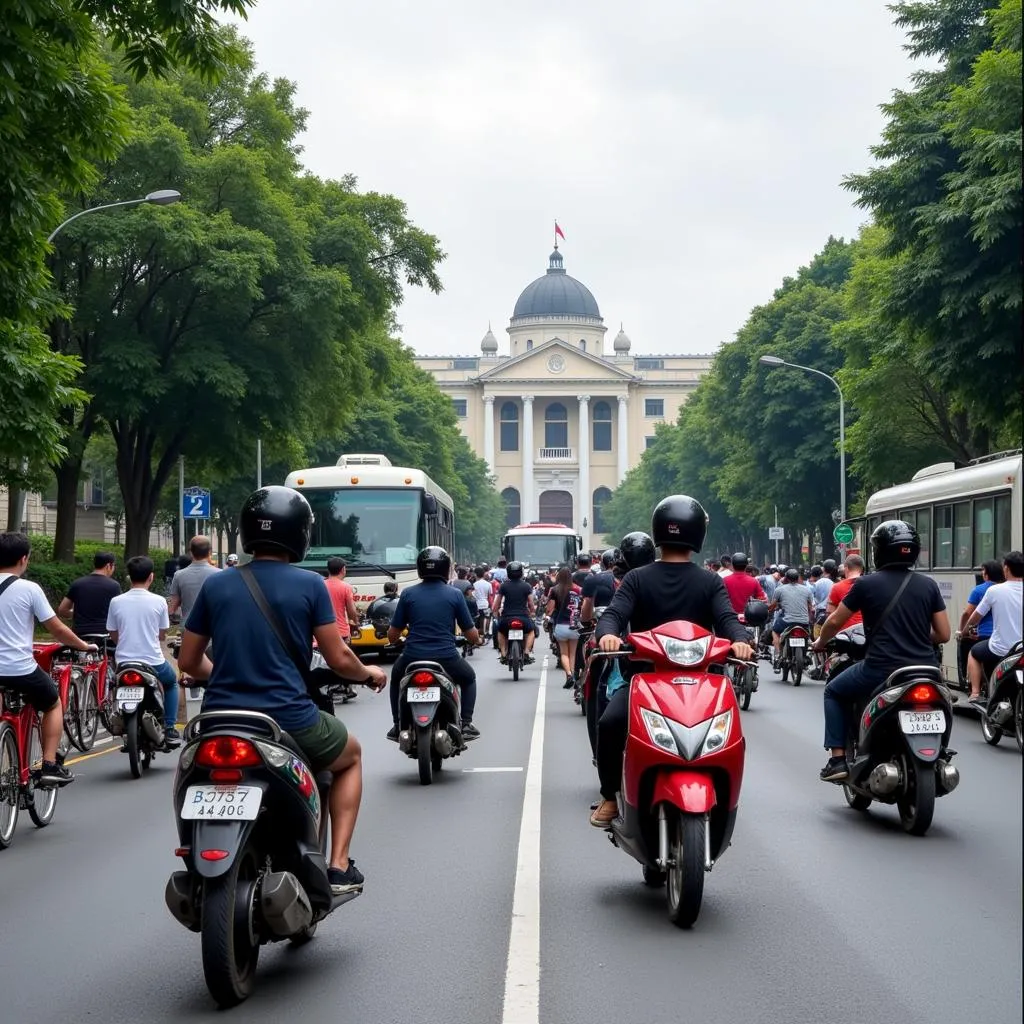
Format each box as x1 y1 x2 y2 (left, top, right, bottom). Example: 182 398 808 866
232 1 918 357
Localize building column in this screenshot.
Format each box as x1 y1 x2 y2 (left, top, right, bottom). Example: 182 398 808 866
482 394 495 474
577 394 590 546
521 395 534 522
617 394 629 484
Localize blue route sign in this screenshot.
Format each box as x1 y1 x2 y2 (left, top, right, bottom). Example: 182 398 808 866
183 487 211 519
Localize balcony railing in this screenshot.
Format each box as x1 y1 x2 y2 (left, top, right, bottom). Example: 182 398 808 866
537 447 575 461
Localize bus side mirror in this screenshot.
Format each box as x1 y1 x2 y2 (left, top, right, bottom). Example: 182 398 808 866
422 493 438 517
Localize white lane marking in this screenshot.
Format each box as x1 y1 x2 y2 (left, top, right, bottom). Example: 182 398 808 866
462 767 524 773
501 655 548 1024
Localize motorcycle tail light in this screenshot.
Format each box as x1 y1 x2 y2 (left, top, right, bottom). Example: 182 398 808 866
907 683 939 704
210 768 242 783
510 620 523 628
120 670 145 686
196 736 261 768
789 628 808 639
412 671 435 685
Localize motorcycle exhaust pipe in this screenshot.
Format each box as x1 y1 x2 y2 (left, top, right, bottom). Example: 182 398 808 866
141 712 164 745
937 762 960 795
107 710 124 736
867 762 901 796
991 700 1013 728
261 871 313 935
433 729 453 758
165 871 200 932
398 730 414 754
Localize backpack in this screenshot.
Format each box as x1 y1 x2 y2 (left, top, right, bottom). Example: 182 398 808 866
566 586 583 629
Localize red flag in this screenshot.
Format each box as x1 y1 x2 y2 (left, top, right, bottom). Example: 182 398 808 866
554 221 565 241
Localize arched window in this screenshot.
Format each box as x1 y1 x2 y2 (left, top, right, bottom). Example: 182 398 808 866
592 400 612 451
579 339 586 352
593 486 612 535
526 339 533 350
544 401 568 449
500 401 519 451
501 487 521 530
539 489 573 528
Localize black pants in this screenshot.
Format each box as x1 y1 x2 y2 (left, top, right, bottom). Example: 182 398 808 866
586 658 610 758
596 686 629 800
389 652 477 724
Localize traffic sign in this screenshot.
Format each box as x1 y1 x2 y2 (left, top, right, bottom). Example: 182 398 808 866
833 522 854 544
183 487 211 519
768 526 784 541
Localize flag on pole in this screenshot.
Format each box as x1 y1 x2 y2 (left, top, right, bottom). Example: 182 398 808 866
554 221 565 241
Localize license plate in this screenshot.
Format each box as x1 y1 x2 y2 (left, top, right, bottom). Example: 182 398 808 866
508 629 524 640
408 686 440 703
117 686 145 701
788 638 806 648
181 785 261 820
898 709 946 734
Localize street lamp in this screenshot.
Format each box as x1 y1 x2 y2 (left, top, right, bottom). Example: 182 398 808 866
47 188 182 243
758 354 846 526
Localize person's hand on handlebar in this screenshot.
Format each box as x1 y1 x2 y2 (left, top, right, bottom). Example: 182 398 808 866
599 634 622 653
362 665 387 692
729 641 754 661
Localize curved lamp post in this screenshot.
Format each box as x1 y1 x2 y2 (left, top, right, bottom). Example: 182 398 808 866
47 188 181 243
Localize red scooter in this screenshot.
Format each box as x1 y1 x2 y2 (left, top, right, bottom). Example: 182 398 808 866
594 620 747 928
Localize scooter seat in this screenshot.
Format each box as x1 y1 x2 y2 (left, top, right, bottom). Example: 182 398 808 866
404 660 447 676
116 661 159 676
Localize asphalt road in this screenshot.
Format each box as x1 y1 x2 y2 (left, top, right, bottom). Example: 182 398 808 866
0 648 1020 1024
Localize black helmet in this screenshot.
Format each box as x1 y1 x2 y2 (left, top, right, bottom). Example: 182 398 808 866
507 560 524 580
601 548 618 570
776 564 788 575
871 520 920 570
785 568 800 582
651 494 708 552
768 564 778 573
731 552 749 572
822 558 838 575
620 531 656 570
576 552 592 567
417 545 451 580
744 598 770 627
239 486 313 563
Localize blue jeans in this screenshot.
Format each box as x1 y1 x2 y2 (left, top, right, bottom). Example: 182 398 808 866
149 659 179 729
823 660 889 750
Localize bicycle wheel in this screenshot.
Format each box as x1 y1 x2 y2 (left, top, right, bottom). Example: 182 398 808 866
27 719 57 828
78 678 100 751
0 723 20 848
61 675 81 754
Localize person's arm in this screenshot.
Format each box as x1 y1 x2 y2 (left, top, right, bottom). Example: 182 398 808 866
814 602 853 648
387 592 408 646
958 601 978 633
345 591 360 629
709 579 749 645
454 594 481 646
179 630 213 679
964 588 994 632
492 586 505 618
753 581 766 602
158 599 169 644
930 608 951 645
596 574 638 649
167 574 182 617
57 596 74 621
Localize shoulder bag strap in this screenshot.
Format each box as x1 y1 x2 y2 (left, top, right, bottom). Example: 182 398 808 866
237 564 313 686
0 576 18 602
864 572 914 646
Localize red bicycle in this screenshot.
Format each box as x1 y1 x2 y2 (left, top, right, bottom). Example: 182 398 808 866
58 634 113 751
0 683 59 848
33 642 79 756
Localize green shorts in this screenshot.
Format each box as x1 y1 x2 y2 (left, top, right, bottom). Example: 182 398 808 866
290 711 349 771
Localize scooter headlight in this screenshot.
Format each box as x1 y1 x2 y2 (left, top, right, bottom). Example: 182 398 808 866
698 711 732 757
656 634 710 667
640 707 678 754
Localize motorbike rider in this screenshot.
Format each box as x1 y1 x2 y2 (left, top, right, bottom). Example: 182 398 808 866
591 496 753 827
179 486 387 896
769 568 814 657
826 554 865 625
57 550 120 637
386 546 482 741
572 553 593 587
812 520 949 782
722 552 767 615
963 550 1023 705
225 553 239 567
757 564 778 603
492 560 536 663
580 549 618 625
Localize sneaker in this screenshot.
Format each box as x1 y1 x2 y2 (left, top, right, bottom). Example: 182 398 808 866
386 725 399 742
562 674 574 690
968 694 987 708
524 654 535 665
498 656 507 665
590 799 617 828
36 761 75 788
819 756 849 782
461 721 481 740
327 860 364 896
165 727 181 741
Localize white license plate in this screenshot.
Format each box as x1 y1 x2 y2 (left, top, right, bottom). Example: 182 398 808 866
788 638 806 648
408 686 440 703
507 629 524 640
181 785 261 820
898 709 946 734
117 686 145 701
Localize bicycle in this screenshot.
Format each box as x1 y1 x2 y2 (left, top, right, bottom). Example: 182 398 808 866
32 642 79 756
52 636 113 752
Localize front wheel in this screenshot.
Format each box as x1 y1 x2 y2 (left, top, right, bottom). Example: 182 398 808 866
666 811 705 929
897 756 936 836
125 714 142 779
78 678 100 751
417 727 433 785
792 648 804 686
980 709 1003 746
0 724 20 849
26 719 57 828
200 848 260 1007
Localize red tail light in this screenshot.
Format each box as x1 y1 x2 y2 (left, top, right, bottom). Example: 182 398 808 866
907 684 939 704
120 670 145 686
412 671 435 685
209 768 243 783
789 628 808 639
200 849 230 861
196 736 261 768
510 619 523 628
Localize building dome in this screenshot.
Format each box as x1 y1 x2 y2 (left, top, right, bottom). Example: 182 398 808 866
613 323 631 352
480 323 498 353
511 249 601 321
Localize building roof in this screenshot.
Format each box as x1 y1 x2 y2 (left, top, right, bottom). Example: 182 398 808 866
480 323 498 352
511 248 601 321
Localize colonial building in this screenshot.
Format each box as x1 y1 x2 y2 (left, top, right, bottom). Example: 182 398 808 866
415 246 713 550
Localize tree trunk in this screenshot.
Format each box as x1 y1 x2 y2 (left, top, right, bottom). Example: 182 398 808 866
53 457 85 562
6 488 22 531
227 525 238 554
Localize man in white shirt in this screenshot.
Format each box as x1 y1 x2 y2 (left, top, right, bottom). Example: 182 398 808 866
0 532 95 787
965 550 1024 704
106 555 180 741
717 554 733 578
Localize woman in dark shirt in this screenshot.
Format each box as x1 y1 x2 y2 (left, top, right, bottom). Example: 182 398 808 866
545 567 581 687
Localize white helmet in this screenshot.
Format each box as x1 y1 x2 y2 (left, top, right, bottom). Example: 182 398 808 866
226 553 239 566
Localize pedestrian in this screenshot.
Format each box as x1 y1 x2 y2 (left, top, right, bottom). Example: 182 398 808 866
167 536 220 625
57 551 121 637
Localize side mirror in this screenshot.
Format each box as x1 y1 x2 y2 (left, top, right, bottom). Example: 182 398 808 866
422 492 438 517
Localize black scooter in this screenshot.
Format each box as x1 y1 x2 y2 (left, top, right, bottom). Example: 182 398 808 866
107 662 178 778
775 624 811 685
979 642 1023 752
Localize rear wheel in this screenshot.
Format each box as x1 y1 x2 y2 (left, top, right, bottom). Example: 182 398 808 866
78 678 100 751
792 648 804 686
980 709 1003 745
60 678 79 755
200 847 260 1007
26 720 56 828
738 668 752 711
666 811 705 929
842 784 872 811
897 755 936 836
0 724 20 849
510 641 521 681
1015 690 1023 755
416 727 433 785
125 714 142 779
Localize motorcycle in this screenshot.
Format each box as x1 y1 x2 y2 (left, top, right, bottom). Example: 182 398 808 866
396 639 472 784
731 599 768 711
106 662 178 778
978 642 1023 752
823 624 866 683
775 624 811 686
505 618 527 680
593 620 747 929
836 665 960 835
165 708 358 1007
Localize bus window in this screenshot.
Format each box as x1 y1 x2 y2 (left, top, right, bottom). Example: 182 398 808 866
935 505 953 568
994 493 1012 557
973 497 994 563
954 502 971 566
916 507 931 568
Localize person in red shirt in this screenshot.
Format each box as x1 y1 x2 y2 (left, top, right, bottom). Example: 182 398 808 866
825 553 865 626
324 557 360 641
722 553 766 614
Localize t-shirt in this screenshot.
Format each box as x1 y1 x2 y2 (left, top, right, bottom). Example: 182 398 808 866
757 575 777 603
828 576 863 626
974 579 1023 657
722 572 767 615
812 577 834 611
581 570 616 611
65 573 122 634
966 580 995 637
473 579 492 610
490 567 508 584
323 575 355 638
841 568 945 672
107 588 169 664
168 560 221 623
595 562 748 643
572 569 590 587
548 584 582 625
185 561 336 732
389 580 476 660
0 575 56 676
498 578 533 617
774 583 814 624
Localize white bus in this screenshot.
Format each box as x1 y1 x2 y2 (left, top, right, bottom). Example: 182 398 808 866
849 450 1022 689
501 522 583 569
284 454 454 630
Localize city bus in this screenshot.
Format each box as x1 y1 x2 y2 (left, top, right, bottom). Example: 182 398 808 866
848 450 1021 690
501 522 583 569
284 454 455 653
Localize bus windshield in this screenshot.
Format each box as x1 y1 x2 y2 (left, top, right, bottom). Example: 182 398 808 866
300 488 422 567
507 534 578 567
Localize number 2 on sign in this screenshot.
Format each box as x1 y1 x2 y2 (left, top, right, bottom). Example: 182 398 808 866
189 495 205 516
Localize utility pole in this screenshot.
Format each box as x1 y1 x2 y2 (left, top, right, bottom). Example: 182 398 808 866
774 505 779 565
257 438 262 489
178 456 185 554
